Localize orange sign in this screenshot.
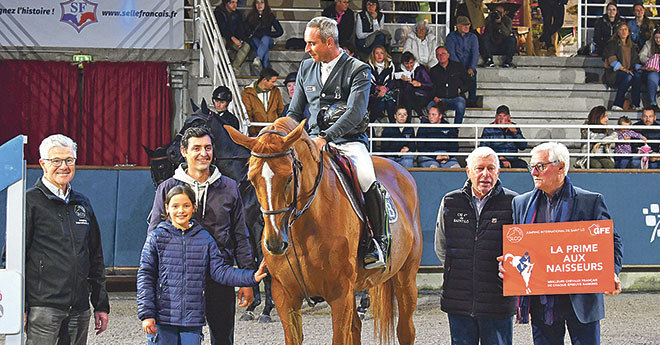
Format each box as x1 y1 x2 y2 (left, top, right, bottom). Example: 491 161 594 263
502 220 614 296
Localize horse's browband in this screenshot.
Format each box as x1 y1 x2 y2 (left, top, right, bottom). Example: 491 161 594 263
252 129 294 159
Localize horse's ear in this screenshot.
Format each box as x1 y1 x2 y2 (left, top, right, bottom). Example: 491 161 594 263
225 125 257 150
190 98 199 113
282 120 307 150
143 145 154 157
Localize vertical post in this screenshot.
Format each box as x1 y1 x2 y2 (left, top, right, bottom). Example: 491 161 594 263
577 0 583 49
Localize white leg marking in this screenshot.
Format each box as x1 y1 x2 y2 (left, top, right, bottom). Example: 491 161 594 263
261 162 279 235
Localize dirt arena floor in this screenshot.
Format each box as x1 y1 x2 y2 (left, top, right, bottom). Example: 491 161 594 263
3 291 659 344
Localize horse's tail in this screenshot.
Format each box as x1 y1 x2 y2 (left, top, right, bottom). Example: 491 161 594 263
370 279 395 345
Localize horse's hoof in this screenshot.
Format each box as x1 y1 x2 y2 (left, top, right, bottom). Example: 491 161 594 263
239 311 255 321
258 314 273 323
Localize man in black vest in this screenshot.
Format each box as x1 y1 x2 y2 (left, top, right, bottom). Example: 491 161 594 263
434 146 517 345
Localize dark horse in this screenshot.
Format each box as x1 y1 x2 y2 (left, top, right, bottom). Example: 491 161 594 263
143 100 275 322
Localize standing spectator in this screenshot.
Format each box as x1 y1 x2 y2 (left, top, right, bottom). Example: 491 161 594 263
241 67 285 136
501 142 623 345
148 127 256 345
593 3 623 57
368 45 397 122
628 3 656 48
435 146 517 345
380 106 416 168
395 51 433 119
245 0 283 70
356 0 389 55
605 22 642 111
480 105 528 168
450 0 485 33
416 104 461 168
614 115 647 168
403 21 441 69
215 0 251 70
428 46 471 123
632 107 660 168
576 106 617 169
639 28 660 111
482 5 517 68
25 134 109 344
322 0 355 46
446 16 480 105
538 0 567 50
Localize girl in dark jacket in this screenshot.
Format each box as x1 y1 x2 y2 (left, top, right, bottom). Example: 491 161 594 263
593 2 623 57
367 45 397 122
604 22 642 110
138 185 266 345
246 0 283 69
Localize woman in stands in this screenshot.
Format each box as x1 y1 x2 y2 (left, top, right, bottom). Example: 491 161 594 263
367 45 397 123
395 51 433 120
627 3 656 48
246 0 283 70
639 28 660 112
356 0 388 55
604 22 642 111
576 105 618 169
594 2 623 57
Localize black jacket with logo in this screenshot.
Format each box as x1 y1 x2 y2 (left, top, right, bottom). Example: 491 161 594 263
25 179 109 313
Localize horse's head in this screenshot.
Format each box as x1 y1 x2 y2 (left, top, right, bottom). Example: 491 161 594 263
143 145 176 186
225 118 319 255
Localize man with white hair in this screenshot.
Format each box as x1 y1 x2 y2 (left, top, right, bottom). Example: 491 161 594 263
24 134 109 344
434 146 518 344
501 142 624 345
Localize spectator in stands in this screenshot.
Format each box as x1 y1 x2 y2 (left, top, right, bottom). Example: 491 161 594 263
395 51 433 119
480 105 528 168
416 104 461 168
281 72 310 124
446 16 479 106
632 107 660 168
482 5 517 68
241 67 285 136
628 3 656 48
342 41 358 57
593 2 623 57
356 0 390 55
450 0 485 34
538 0 566 51
380 106 415 167
639 28 660 112
215 0 251 71
245 0 283 70
24 134 109 345
604 22 642 111
576 105 617 169
368 45 397 122
323 0 355 46
403 21 440 69
614 115 647 168
428 46 471 124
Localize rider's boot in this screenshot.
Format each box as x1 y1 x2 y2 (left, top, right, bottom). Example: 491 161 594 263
363 181 391 269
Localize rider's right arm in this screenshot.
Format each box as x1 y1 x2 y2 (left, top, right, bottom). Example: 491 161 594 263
434 198 447 265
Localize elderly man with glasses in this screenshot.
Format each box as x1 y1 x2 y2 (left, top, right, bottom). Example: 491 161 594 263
499 142 623 345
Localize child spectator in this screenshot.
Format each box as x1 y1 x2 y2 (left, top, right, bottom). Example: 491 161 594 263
138 185 267 345
614 115 647 168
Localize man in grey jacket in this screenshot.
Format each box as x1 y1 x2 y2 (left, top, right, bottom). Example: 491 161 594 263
287 16 389 269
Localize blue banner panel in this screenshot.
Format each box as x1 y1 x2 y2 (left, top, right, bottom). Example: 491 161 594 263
0 136 25 191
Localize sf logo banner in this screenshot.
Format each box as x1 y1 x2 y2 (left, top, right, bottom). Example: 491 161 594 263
642 203 660 243
60 0 98 33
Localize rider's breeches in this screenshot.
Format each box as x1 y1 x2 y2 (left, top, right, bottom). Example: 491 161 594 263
329 141 377 192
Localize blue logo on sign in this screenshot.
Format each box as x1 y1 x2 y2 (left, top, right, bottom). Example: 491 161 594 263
60 0 98 33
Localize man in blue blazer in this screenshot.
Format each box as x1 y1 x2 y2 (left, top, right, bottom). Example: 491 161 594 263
502 142 623 345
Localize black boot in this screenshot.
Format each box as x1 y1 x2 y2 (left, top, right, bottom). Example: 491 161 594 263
363 181 391 269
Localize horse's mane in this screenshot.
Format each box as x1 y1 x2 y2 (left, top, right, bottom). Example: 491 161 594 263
251 117 320 163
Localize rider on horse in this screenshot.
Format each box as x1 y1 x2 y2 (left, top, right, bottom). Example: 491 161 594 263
286 16 390 269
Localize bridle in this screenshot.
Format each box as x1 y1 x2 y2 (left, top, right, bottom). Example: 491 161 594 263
251 129 324 307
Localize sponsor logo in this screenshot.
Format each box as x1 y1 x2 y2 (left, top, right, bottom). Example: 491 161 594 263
642 203 660 243
506 227 524 243
74 205 86 219
453 212 469 224
588 223 611 236
60 0 98 33
504 252 534 294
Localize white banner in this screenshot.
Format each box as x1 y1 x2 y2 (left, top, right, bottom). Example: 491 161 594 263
0 0 184 49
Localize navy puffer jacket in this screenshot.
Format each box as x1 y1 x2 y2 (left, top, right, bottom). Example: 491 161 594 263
137 220 257 327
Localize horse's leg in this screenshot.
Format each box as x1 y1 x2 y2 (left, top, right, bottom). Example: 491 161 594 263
259 274 276 323
327 288 357 345
271 280 304 345
350 303 363 345
392 270 418 345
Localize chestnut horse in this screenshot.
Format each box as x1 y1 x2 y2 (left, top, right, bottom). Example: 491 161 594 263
226 117 422 345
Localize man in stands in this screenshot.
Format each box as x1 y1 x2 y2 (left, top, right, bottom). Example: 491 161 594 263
632 106 660 168
416 104 461 168
446 16 479 106
242 67 285 136
480 105 528 168
482 4 517 68
322 0 355 46
428 46 471 124
215 0 250 71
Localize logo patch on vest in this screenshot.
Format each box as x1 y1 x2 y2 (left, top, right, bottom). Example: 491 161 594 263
491 217 498 224
74 205 86 218
305 86 316 92
453 212 470 224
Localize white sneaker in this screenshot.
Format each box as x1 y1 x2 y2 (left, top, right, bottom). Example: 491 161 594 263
611 105 624 111
631 105 642 111
252 57 261 68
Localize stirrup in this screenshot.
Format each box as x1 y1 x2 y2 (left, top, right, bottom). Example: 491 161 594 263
364 238 386 269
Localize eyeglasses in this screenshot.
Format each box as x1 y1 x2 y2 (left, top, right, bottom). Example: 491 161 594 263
527 160 559 173
44 158 76 167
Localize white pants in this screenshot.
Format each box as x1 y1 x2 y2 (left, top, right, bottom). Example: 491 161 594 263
329 141 377 192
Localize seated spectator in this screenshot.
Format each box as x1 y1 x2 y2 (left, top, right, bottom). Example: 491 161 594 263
428 46 471 124
576 106 617 169
242 67 284 136
245 0 283 70
628 3 656 48
356 0 390 55
380 106 415 167
395 51 433 119
281 72 310 125
450 0 485 34
368 45 397 123
446 16 479 106
322 0 355 46
614 115 647 168
479 105 528 168
604 22 642 111
215 0 251 70
632 107 660 168
639 28 660 112
403 21 440 69
482 6 517 68
342 41 358 57
594 2 623 57
416 104 461 168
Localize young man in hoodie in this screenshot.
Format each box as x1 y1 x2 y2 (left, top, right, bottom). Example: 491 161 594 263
148 126 255 345
242 67 285 136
